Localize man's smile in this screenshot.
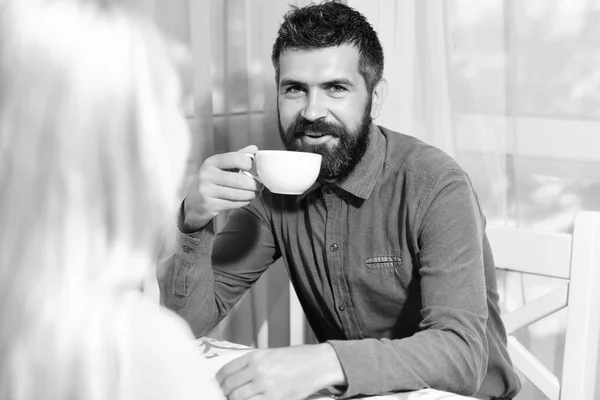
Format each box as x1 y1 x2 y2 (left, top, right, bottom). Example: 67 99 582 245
304 130 325 138
300 132 337 146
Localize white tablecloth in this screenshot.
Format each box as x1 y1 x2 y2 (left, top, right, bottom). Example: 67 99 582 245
196 337 477 400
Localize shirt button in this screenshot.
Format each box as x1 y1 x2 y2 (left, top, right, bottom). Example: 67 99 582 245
324 188 333 194
329 243 338 252
338 304 346 311
342 192 350 200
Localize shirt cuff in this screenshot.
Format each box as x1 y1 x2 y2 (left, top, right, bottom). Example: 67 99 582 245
175 201 214 259
326 339 388 398
170 207 215 306
176 218 214 264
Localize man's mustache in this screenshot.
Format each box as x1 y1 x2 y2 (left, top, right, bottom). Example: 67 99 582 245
287 118 345 138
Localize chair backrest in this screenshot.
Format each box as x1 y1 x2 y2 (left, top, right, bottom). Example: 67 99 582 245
251 263 311 348
486 211 600 400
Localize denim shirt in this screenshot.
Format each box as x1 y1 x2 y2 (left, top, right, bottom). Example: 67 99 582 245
160 126 521 399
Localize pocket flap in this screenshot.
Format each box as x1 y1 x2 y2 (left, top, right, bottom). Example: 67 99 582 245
365 255 402 269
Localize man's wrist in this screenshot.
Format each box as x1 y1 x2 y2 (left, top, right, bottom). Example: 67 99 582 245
181 215 210 234
179 199 211 234
314 343 347 393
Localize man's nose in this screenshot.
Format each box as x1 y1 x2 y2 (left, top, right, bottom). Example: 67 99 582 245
300 91 327 122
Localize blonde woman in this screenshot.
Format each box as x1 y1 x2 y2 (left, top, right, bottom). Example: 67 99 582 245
0 1 224 399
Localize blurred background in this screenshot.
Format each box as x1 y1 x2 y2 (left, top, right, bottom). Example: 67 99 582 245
147 1 600 399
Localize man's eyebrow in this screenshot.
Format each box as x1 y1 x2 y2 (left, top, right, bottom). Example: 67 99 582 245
279 78 356 87
323 78 355 87
279 79 306 87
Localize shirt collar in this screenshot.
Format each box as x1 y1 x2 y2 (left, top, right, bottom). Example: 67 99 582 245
298 124 385 201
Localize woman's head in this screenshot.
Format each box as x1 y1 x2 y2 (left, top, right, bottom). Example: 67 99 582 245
0 0 190 398
0 0 189 288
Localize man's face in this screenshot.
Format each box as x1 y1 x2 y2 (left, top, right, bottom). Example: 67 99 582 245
277 44 373 181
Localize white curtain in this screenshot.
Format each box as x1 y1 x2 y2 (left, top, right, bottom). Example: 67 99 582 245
152 1 600 397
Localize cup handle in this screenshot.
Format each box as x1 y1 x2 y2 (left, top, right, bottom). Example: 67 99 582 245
240 153 261 183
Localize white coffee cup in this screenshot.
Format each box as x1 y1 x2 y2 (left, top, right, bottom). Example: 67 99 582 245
242 150 322 195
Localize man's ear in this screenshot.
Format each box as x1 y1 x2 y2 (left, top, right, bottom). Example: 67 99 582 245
370 78 388 120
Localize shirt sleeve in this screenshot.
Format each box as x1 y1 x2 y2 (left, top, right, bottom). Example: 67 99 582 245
327 169 489 398
158 198 281 338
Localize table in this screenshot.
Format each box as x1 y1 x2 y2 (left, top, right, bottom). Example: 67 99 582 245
195 337 477 400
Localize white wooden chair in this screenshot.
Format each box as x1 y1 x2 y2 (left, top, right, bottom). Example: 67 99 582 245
253 277 309 348
486 211 600 400
242 259 310 348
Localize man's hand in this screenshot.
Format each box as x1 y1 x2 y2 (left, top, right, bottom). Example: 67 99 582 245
216 344 347 400
182 145 263 233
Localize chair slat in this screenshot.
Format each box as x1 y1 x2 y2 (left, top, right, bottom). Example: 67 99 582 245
487 226 572 279
561 211 600 399
502 283 568 335
289 281 305 346
507 336 560 400
252 276 270 348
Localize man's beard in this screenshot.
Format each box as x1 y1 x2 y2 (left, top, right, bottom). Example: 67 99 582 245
278 100 372 181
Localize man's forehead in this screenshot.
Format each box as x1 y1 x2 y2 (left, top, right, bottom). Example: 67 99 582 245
279 44 362 82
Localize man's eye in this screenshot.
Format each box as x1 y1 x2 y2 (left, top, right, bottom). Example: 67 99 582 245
286 86 304 94
329 85 347 93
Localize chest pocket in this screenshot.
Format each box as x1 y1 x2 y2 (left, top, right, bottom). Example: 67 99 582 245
348 254 413 338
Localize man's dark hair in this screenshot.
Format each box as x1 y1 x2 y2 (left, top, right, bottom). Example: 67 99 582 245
271 1 384 93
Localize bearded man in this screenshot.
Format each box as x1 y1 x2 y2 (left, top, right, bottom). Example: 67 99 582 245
159 2 520 400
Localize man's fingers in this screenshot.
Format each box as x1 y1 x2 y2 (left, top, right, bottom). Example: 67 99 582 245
216 355 250 386
228 383 264 400
237 144 259 155
218 366 255 396
206 151 255 172
211 184 260 202
211 168 263 193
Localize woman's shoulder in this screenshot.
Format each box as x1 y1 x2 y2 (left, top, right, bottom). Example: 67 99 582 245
127 294 195 342
124 294 225 400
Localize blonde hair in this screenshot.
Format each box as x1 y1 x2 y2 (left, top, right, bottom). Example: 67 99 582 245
0 0 190 399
